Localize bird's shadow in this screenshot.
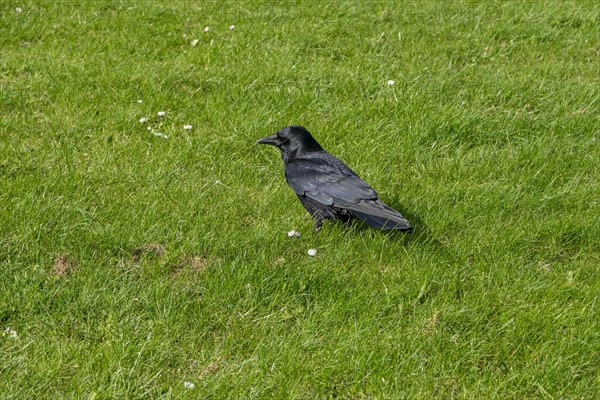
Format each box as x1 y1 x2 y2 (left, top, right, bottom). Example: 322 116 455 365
312 199 455 260
337 201 428 241
381 198 459 261
385 200 428 242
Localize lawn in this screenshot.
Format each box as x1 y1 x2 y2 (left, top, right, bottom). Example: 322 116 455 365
1 0 599 398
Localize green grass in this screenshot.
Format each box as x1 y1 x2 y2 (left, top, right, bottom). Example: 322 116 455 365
1 0 599 398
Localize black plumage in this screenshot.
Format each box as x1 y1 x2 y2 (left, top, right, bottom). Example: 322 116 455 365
257 126 413 232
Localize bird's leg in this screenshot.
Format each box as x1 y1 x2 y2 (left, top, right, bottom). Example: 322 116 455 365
313 217 323 232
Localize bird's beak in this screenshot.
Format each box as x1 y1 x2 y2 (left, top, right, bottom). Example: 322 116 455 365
256 133 280 146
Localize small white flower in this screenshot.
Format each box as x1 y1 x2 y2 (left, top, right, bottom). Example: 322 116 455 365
191 39 199 46
157 111 165 117
229 25 235 30
3 327 17 338
183 125 192 130
137 99 143 104
203 26 210 32
307 248 317 256
294 231 301 238
147 126 152 131
387 80 395 86
184 381 195 389
287 230 296 237
154 132 168 139
139 117 147 123
16 7 22 13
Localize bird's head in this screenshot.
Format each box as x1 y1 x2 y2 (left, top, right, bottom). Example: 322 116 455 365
257 126 323 161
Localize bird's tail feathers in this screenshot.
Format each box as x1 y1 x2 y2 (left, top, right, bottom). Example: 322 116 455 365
343 200 413 232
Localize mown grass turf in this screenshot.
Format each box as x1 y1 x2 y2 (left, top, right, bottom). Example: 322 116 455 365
1 1 599 398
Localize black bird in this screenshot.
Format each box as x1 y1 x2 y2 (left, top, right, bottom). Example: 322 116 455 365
257 126 412 232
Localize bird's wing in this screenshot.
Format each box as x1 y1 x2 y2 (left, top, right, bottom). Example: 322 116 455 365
337 199 412 231
284 156 378 205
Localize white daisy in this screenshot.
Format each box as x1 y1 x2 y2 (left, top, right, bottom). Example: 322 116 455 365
184 381 195 389
3 327 17 338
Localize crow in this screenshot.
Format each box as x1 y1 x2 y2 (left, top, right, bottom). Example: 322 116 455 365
257 126 413 232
